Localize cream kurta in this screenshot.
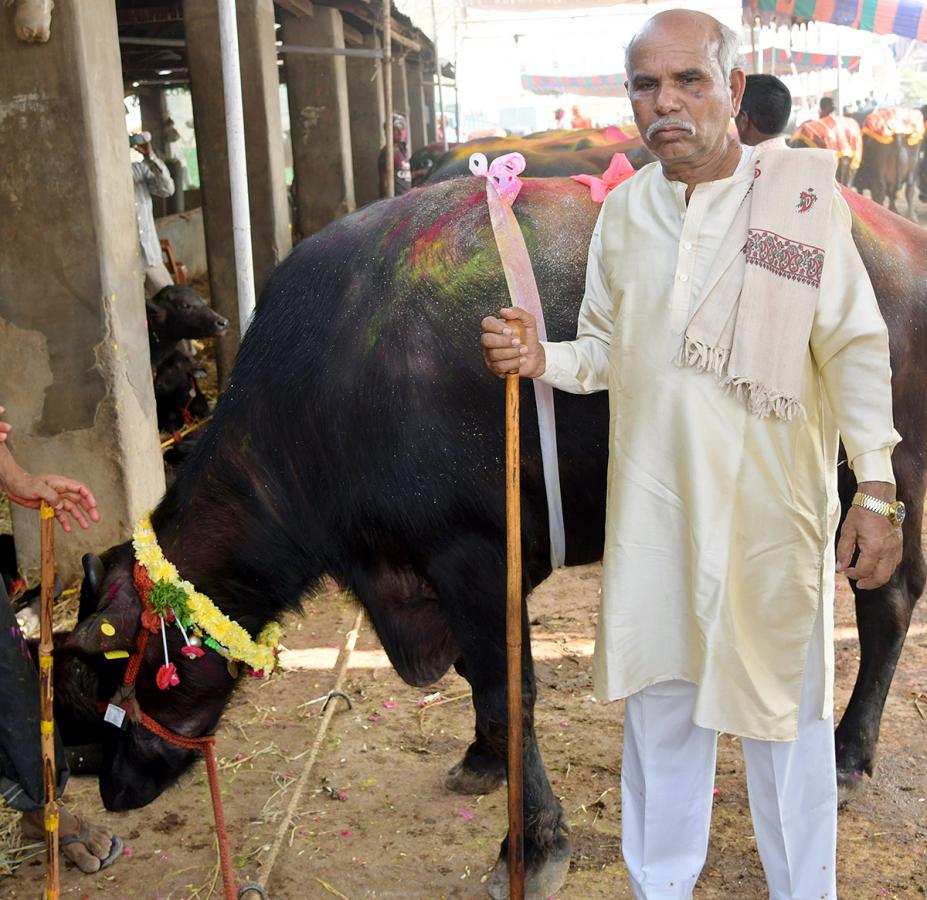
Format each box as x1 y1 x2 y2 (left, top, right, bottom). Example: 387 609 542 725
540 147 900 741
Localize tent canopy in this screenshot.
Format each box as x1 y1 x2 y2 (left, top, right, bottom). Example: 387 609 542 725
745 48 862 71
742 0 927 42
466 0 640 10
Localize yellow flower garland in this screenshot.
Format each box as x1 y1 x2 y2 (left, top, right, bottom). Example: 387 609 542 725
132 516 281 675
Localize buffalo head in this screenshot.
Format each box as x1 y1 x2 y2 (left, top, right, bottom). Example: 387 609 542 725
67 544 234 810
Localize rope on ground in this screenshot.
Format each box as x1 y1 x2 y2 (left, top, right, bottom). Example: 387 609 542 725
245 607 364 897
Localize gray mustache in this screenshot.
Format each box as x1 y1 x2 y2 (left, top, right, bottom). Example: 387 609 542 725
646 118 697 141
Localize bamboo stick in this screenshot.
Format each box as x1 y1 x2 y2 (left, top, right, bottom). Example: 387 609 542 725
505 321 526 900
38 501 59 900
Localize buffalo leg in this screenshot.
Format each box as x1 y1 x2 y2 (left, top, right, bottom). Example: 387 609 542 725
905 176 918 223
446 657 507 794
834 452 925 795
429 537 570 899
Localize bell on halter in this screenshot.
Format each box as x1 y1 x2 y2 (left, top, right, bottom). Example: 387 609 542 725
188 634 203 648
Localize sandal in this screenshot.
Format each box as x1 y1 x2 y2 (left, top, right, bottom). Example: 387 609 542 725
58 818 124 873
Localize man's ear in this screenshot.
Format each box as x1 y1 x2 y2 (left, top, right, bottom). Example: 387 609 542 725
730 68 746 117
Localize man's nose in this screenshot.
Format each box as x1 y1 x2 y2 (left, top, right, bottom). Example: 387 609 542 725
654 84 681 115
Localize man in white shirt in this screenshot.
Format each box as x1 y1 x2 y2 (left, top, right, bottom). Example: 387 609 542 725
481 10 901 899
130 132 175 298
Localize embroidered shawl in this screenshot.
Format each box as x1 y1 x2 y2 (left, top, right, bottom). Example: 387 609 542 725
676 144 836 420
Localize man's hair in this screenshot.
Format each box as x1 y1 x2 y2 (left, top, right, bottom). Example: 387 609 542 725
819 96 835 116
740 74 792 135
625 17 743 82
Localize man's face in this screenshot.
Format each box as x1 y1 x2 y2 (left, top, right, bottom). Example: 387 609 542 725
626 23 743 166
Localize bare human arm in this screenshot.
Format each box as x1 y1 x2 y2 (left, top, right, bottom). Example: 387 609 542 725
0 441 99 533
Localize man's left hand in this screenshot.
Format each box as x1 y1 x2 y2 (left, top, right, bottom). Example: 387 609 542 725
836 480 903 590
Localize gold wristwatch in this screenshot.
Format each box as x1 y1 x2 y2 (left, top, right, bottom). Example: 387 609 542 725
851 491 906 526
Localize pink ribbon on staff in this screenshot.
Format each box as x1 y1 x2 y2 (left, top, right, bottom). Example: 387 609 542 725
470 151 566 569
469 152 526 206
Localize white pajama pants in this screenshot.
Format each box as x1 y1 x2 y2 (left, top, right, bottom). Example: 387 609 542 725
621 602 838 900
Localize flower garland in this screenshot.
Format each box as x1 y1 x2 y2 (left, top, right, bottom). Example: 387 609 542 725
132 516 282 682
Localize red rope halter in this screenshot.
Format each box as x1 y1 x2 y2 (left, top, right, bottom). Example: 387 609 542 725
105 562 238 900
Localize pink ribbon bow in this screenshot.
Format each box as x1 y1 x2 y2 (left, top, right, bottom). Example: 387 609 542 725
469 152 526 205
570 153 635 204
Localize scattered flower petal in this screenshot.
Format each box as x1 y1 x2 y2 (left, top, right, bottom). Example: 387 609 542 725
457 809 476 821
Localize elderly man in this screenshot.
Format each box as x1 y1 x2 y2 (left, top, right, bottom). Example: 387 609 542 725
481 9 901 899
736 73 792 146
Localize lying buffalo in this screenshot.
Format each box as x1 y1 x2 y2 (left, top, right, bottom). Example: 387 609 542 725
426 125 655 183
62 175 925 898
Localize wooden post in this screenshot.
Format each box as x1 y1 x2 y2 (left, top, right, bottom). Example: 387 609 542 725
381 0 394 197
38 502 59 900
505 322 526 900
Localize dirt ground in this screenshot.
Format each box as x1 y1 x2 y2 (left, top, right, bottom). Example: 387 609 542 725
2 559 925 900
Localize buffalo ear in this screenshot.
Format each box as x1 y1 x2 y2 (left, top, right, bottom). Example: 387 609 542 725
66 562 141 656
79 553 105 621
81 553 104 595
145 299 167 325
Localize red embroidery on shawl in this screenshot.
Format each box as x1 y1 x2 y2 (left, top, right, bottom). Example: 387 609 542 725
796 187 818 213
743 228 824 289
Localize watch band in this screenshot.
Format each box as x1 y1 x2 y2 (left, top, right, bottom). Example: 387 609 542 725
852 491 892 518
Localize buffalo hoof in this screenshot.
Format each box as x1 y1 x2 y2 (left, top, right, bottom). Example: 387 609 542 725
445 759 506 795
836 768 868 807
486 833 572 899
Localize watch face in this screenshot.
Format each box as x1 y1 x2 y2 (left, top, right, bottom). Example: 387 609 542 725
893 502 906 525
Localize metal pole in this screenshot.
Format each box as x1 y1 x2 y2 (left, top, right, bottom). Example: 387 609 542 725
381 0 394 197
430 0 448 152
279 44 384 59
216 0 256 336
835 26 842 115
453 3 461 145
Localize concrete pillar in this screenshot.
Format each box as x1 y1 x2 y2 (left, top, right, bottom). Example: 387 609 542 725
138 88 169 157
405 59 427 151
0 0 164 581
392 56 410 122
425 76 437 144
183 0 291 384
347 31 385 208
283 7 356 237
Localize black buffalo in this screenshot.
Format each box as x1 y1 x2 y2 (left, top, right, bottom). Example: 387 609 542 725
64 176 925 898
146 284 229 367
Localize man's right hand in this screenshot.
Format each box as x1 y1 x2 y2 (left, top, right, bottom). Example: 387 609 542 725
480 307 546 379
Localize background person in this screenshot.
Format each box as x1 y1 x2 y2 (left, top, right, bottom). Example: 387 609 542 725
378 114 412 197
0 407 121 873
735 73 792 145
570 104 592 129
130 130 175 299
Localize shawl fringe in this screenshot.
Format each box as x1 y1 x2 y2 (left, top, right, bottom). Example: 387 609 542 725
676 338 806 421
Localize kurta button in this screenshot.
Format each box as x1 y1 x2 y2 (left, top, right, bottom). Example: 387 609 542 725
684 241 693 250
680 274 689 283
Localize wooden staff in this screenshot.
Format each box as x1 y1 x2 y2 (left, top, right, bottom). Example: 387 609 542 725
505 321 526 900
38 501 59 899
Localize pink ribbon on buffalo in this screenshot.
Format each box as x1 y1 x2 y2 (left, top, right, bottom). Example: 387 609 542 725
570 153 635 204
470 151 566 569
